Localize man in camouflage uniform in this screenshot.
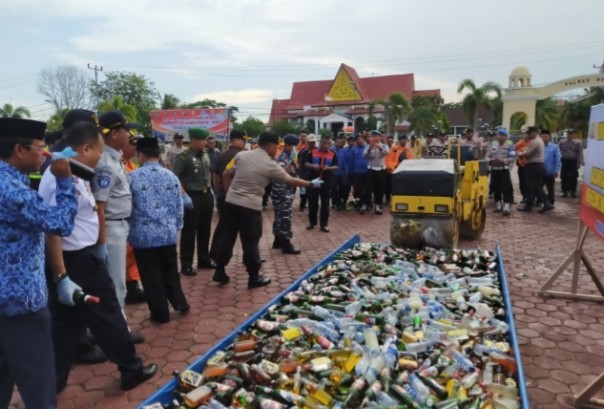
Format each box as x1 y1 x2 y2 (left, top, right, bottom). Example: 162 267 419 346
487 129 516 216
271 134 301 254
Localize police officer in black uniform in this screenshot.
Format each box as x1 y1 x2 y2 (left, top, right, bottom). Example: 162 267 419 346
173 127 215 276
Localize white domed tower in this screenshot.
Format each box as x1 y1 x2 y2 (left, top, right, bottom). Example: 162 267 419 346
509 66 532 88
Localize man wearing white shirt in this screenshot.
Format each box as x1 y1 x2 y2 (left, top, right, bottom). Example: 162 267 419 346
39 122 157 393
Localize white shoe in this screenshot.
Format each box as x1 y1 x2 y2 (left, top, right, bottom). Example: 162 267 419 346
502 203 510 216
494 201 502 213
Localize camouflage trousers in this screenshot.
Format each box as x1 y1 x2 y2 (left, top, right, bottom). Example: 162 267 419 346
271 183 295 240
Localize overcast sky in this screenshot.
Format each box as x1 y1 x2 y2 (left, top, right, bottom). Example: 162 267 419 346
1 0 603 122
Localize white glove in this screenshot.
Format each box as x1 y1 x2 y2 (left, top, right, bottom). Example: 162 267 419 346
310 178 324 188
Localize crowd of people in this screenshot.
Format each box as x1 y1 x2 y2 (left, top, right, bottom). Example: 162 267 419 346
0 108 583 407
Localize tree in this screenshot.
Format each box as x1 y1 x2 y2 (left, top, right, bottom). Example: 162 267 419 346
238 116 265 138
319 128 334 139
457 79 502 130
270 120 301 137
98 96 138 123
159 93 180 110
561 100 590 135
368 93 411 135
409 95 449 136
0 103 31 118
37 65 91 111
90 71 158 135
181 98 239 122
46 108 70 131
535 98 561 131
510 112 528 132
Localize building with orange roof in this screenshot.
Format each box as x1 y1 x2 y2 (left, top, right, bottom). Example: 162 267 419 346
269 63 439 137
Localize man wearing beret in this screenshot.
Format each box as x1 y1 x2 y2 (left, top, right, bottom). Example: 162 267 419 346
92 111 144 344
0 118 79 408
172 127 215 276
271 134 301 254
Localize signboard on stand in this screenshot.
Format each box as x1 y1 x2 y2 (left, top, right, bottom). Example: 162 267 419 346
150 108 230 142
539 104 604 408
581 104 604 239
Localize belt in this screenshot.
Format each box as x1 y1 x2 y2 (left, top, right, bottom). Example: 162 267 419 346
491 167 509 171
188 189 210 194
368 167 385 171
106 218 129 222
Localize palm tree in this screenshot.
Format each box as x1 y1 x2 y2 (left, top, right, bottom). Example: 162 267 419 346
368 93 411 135
98 96 138 122
159 93 180 110
535 98 561 131
457 79 502 129
409 105 438 136
46 108 71 131
510 112 527 132
0 103 31 118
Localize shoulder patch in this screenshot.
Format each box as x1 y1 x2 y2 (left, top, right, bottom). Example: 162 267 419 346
96 168 112 189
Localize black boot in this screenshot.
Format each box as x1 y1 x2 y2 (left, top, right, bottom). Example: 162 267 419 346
212 265 230 285
281 239 301 255
272 237 283 249
125 281 146 304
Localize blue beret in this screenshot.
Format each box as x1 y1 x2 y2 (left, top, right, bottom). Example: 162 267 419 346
283 134 299 146
498 129 508 136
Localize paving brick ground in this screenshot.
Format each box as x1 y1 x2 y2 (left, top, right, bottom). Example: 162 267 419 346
9 182 604 409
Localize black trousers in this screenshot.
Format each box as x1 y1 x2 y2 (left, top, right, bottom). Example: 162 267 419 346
308 183 331 227
262 184 272 208
134 245 188 322
561 159 578 194
209 194 226 261
353 173 368 206
543 174 556 205
491 169 513 204
517 165 526 200
0 308 56 409
330 174 349 208
365 169 386 206
214 202 262 276
344 174 354 205
523 163 546 208
180 190 214 268
384 172 393 203
48 246 143 392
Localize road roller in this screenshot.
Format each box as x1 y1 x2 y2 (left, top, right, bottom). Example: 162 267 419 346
389 143 488 249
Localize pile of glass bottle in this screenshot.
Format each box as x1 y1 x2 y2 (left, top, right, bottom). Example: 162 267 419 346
144 243 521 409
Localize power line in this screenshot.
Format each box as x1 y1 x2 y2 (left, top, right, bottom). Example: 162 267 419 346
110 40 604 73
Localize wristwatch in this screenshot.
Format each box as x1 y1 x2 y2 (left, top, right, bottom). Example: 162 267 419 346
53 272 68 283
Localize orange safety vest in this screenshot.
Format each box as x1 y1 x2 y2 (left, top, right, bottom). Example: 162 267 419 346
515 139 528 167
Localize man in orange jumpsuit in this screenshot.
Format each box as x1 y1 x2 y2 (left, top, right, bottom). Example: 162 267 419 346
122 135 146 304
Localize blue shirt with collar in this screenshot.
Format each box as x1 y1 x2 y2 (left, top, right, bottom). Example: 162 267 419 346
330 145 348 176
0 161 77 317
128 161 183 248
544 142 561 176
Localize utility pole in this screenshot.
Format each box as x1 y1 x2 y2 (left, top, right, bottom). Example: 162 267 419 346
87 64 103 112
593 59 604 73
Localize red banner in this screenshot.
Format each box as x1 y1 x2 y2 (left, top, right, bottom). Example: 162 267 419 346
151 109 229 141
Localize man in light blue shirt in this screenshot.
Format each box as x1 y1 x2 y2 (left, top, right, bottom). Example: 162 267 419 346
128 137 188 323
541 130 561 207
